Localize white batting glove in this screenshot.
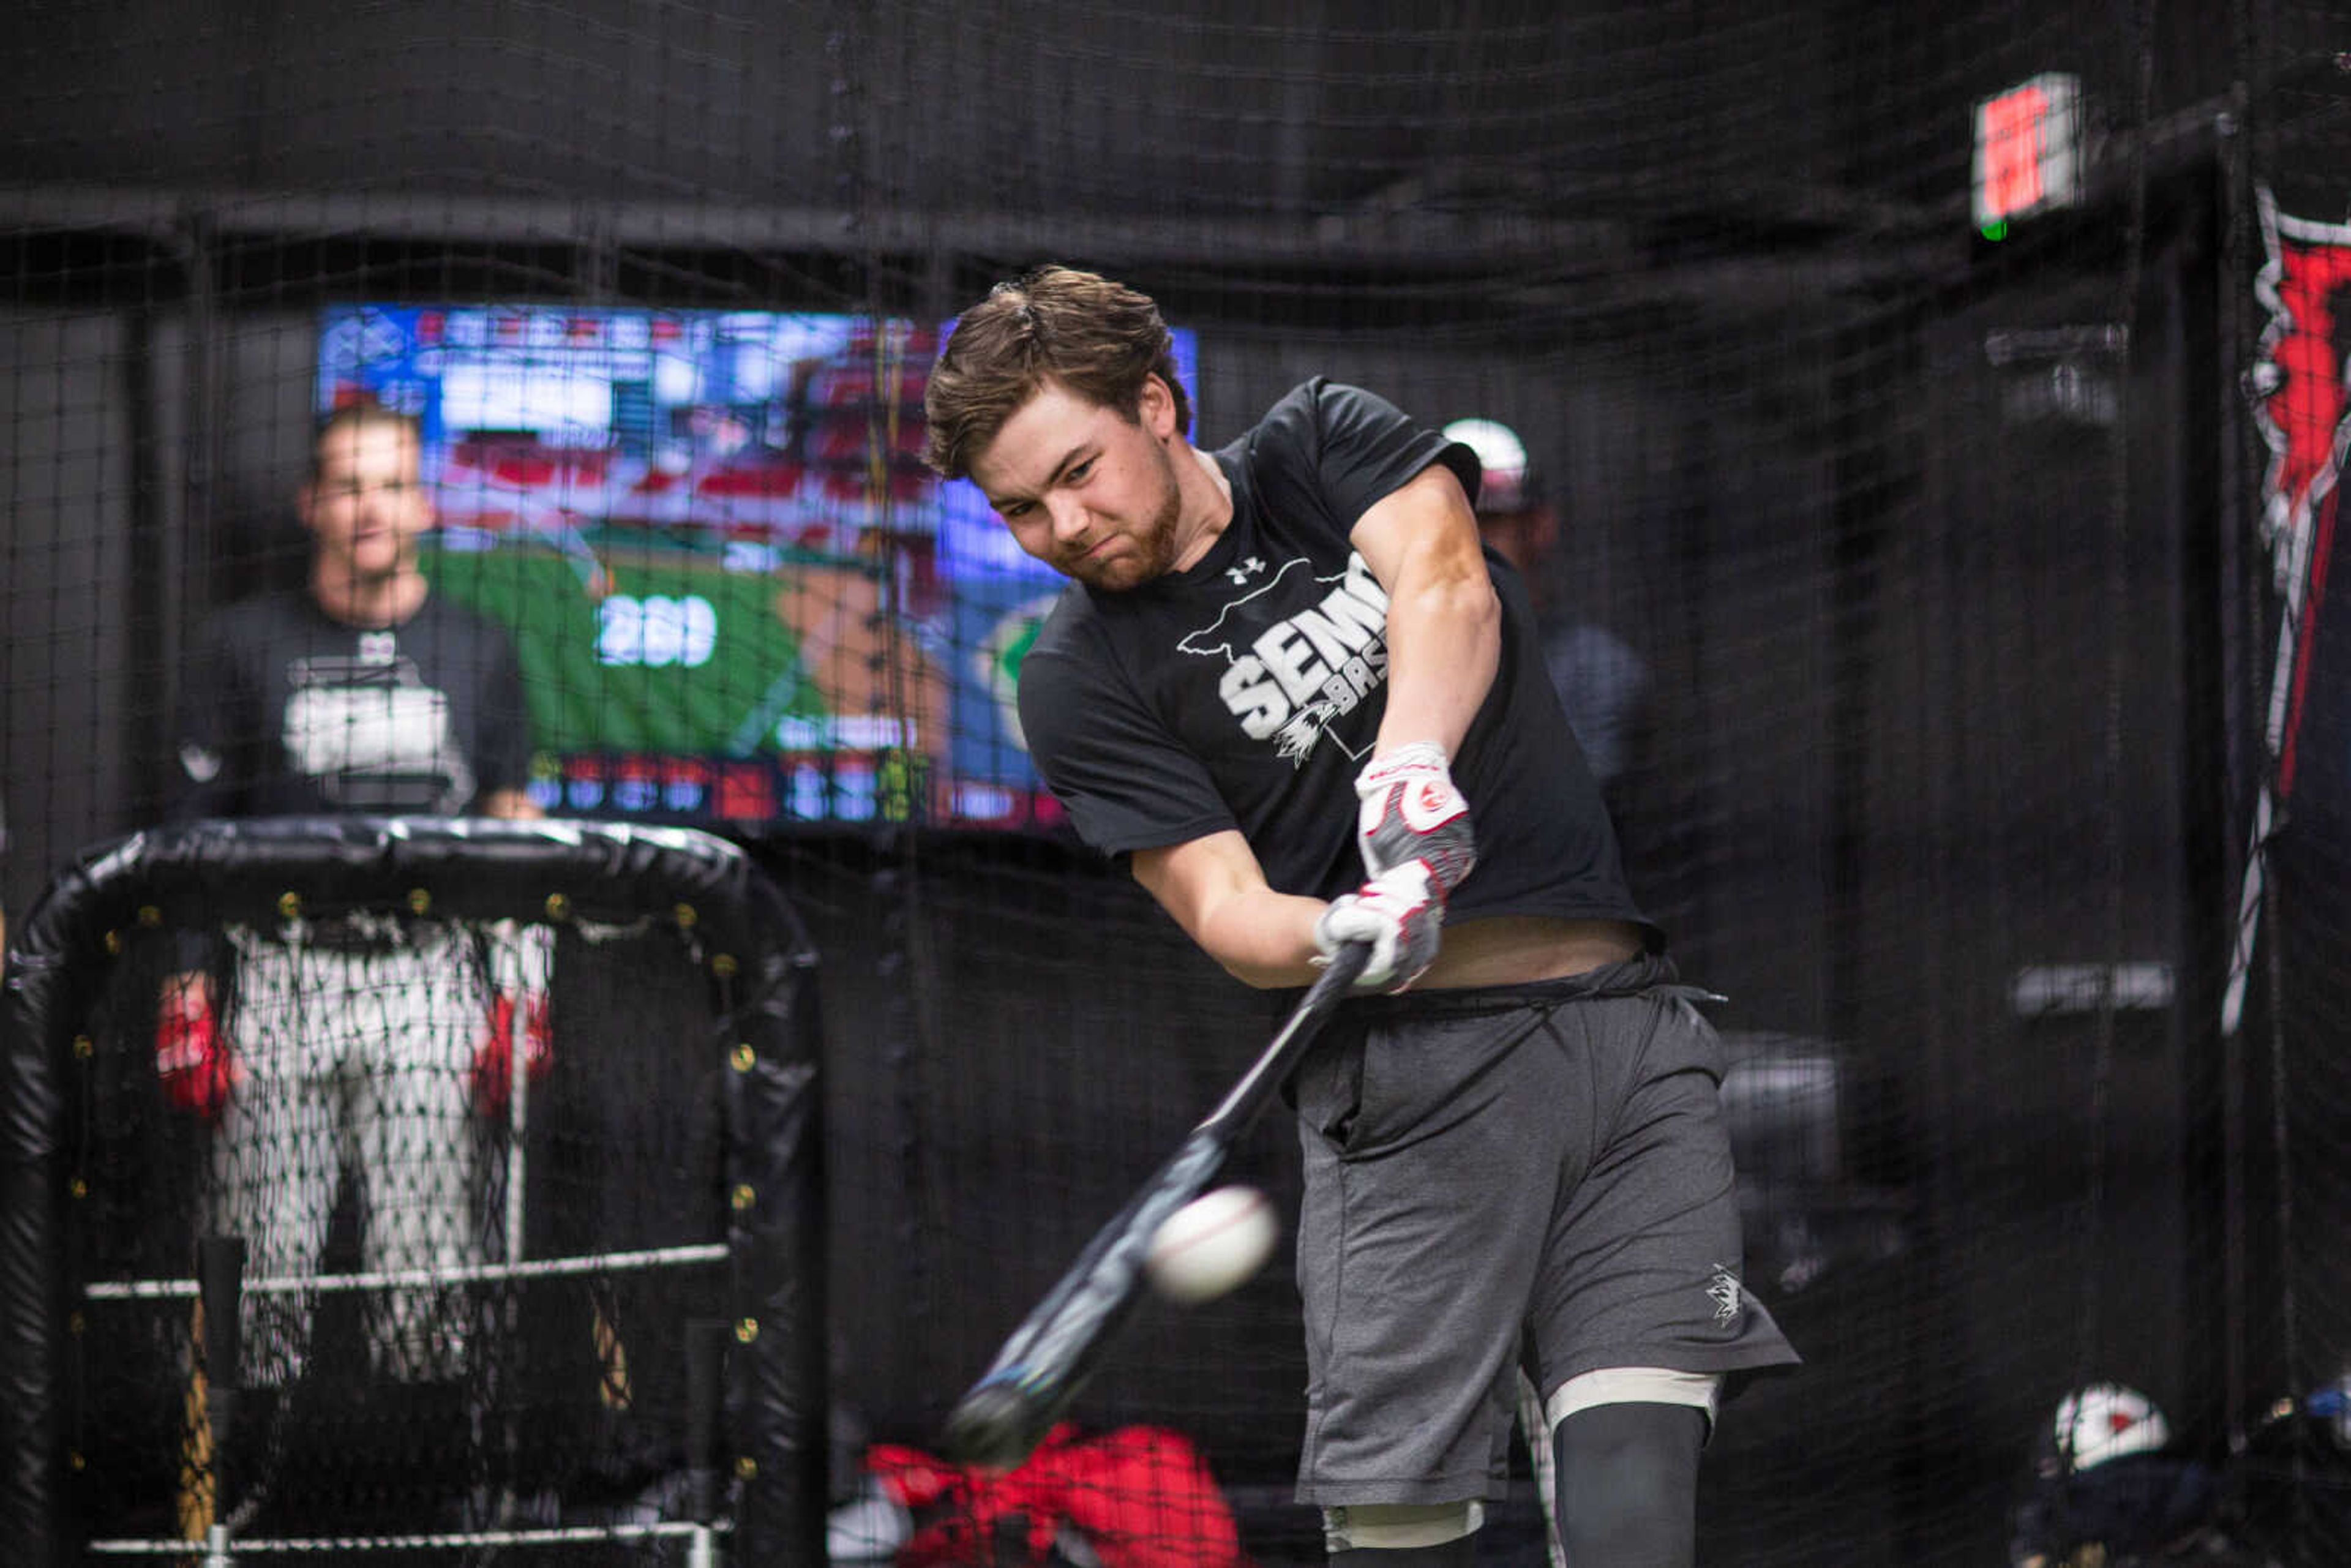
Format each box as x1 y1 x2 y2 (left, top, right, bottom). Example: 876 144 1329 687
1354 742 1477 894
1313 861 1447 993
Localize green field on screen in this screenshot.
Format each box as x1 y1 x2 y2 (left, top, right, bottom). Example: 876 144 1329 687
421 538 830 756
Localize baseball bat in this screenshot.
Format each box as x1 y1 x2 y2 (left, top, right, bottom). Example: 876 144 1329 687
940 942 1369 1469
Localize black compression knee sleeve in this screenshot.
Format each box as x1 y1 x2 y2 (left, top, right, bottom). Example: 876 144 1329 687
1553 1401 1707 1568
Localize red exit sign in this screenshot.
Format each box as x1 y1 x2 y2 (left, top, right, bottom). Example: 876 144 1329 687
1973 73 2083 233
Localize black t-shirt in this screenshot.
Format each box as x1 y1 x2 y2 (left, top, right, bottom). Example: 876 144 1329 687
1017 378 1656 941
172 587 533 819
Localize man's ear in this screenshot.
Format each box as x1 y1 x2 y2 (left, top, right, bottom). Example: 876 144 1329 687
1139 373 1177 440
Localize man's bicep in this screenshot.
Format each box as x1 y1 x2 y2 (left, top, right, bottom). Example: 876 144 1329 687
1348 460 1483 593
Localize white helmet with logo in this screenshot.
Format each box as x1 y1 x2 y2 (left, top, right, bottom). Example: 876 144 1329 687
1441 417 1538 514
2049 1382 2172 1473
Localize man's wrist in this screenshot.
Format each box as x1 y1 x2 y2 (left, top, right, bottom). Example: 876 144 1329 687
1359 741 1450 786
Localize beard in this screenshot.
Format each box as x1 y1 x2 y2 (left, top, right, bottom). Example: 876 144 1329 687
1059 443 1187 591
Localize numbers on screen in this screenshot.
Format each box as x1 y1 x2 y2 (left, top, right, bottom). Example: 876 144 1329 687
596 594 719 668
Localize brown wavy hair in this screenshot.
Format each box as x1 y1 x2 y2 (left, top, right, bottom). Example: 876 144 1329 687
922 266 1191 480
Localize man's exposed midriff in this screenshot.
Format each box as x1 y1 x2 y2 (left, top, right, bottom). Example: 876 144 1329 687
1415 915 1645 991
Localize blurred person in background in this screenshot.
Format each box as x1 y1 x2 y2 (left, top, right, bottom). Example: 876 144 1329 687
173 401 538 822
158 402 556 1432
1440 417 1656 825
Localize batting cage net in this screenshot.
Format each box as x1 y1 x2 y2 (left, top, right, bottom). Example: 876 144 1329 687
6 2 2351 1564
1 819 826 1564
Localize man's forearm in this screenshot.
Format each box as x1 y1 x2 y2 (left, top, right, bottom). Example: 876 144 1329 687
1190 885 1334 989
1350 462 1501 757
1132 833 1331 989
1377 561 1499 756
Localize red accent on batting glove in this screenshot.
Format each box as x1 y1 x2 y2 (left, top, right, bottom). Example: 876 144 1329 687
1354 742 1477 893
1314 861 1447 993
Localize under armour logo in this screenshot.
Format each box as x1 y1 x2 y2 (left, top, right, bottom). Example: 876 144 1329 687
1226 556 1267 585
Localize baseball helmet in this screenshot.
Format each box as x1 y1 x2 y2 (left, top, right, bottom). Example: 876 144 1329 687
1441 417 1542 513
2045 1382 2172 1475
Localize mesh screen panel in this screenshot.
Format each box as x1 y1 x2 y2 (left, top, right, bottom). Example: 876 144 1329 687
1 819 824 1563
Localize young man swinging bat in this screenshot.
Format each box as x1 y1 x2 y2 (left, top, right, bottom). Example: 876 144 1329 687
923 266 1798 1567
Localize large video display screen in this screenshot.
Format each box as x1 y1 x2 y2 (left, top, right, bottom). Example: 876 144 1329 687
318 304 1198 828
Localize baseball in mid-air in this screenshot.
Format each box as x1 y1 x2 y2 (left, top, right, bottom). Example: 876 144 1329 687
1145 1185 1279 1305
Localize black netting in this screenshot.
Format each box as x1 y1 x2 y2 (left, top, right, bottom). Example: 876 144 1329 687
6 4 2351 1564
1 820 823 1563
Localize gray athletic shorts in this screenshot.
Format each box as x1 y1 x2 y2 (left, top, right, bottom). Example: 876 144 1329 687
1285 955 1801 1506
